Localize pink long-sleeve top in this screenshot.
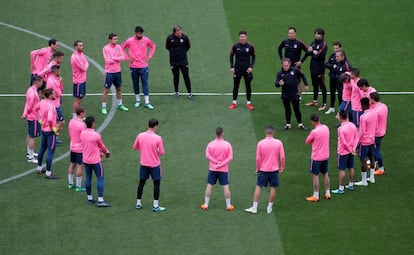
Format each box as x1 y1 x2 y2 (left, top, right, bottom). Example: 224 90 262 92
205 138 233 172
359 108 377 146
256 137 285 172
22 85 40 121
342 80 352 101
373 102 388 137
103 43 126 73
39 98 57 132
305 124 330 161
30 46 53 74
122 36 156 68
133 130 165 167
46 75 63 108
37 59 59 81
68 117 86 153
81 128 108 164
70 51 89 84
337 121 359 155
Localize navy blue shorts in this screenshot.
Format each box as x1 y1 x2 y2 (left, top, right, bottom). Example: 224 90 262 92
358 144 374 160
309 159 328 175
104 72 122 89
70 151 83 164
337 153 354 170
207 170 229 185
140 165 161 181
256 171 279 187
28 120 41 138
56 107 64 121
73 82 86 98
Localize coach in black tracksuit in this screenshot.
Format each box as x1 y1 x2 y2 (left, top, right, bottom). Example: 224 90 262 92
277 27 307 67
275 58 309 130
326 50 351 109
301 28 327 110
165 25 192 99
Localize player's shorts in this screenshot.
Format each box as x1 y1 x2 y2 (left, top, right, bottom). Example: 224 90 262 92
309 159 328 175
28 120 41 138
358 144 374 160
70 151 83 164
73 82 86 98
207 170 229 186
256 171 279 187
140 165 161 181
337 153 354 170
56 107 64 121
104 72 122 89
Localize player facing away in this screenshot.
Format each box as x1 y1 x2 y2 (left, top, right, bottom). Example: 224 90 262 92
67 106 87 192
101 33 129 115
70 40 89 119
133 119 166 212
370 92 388 175
201 127 234 211
305 114 331 202
245 125 285 214
21 75 42 163
228 30 256 110
80 116 111 207
331 110 359 194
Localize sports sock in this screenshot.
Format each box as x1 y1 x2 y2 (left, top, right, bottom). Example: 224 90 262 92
361 172 367 182
225 198 231 207
348 182 354 186
153 200 159 208
117 99 122 106
87 195 93 200
136 199 142 206
27 145 30 154
68 174 74 185
232 100 237 104
98 197 104 202
135 94 140 102
204 196 210 206
252 201 258 209
313 191 319 199
370 168 375 179
267 202 273 209
102 102 107 108
144 96 150 104
247 101 252 105
339 185 344 191
76 176 82 187
325 190 331 196
46 170 52 177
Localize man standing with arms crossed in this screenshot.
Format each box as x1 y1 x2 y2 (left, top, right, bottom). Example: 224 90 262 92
30 39 58 86
245 125 285 214
71 40 89 119
133 119 165 212
101 33 129 114
122 26 156 110
305 114 331 202
228 30 256 110
370 92 388 175
200 127 234 211
165 25 193 100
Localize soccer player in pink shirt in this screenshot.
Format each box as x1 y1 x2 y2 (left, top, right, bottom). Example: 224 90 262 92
101 33 129 115
337 72 352 120
305 114 331 202
355 97 377 186
80 116 111 207
245 125 285 214
21 75 43 163
30 38 58 85
370 92 388 175
71 40 89 119
331 110 359 194
133 119 165 212
36 89 60 178
67 107 87 192
200 127 234 211
122 26 156 110
37 51 64 83
46 65 65 129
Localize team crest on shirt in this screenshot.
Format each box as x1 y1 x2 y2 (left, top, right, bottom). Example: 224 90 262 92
180 39 184 43
294 44 297 48
246 48 249 52
290 71 295 75
141 42 145 46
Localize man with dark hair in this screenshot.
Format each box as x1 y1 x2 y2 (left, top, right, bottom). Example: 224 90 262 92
166 25 193 100
370 92 388 176
37 51 65 87
305 114 331 202
71 40 89 119
275 58 308 130
201 127 234 211
81 116 111 207
30 38 58 85
133 118 166 212
229 30 256 110
302 28 328 111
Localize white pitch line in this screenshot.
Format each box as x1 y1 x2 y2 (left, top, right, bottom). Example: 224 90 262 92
0 21 116 185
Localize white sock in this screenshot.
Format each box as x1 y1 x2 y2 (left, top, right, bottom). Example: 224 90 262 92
252 201 258 209
28 149 34 159
267 202 273 209
46 170 52 177
98 197 104 202
313 191 319 199
68 174 74 185
135 94 140 102
144 96 150 104
225 198 231 207
370 168 375 179
339 185 344 191
153 200 159 208
232 100 237 104
27 145 30 154
87 195 93 200
325 190 331 196
361 172 367 182
136 199 142 206
117 99 122 106
37 165 42 171
379 166 384 171
247 101 252 105
348 182 354 186
76 176 82 187
204 196 210 206
102 102 107 108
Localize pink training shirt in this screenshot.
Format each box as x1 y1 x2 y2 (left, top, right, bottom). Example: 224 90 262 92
70 51 89 84
133 130 165 167
205 137 233 172
373 102 388 137
103 43 126 73
256 137 285 172
46 75 63 108
38 98 57 132
337 121 359 155
359 108 377 145
305 123 330 161
342 80 352 102
30 46 53 74
22 85 40 121
81 128 109 164
37 59 59 82
68 117 86 153
122 36 156 68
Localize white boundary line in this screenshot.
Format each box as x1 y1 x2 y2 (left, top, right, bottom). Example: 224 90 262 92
0 21 116 185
